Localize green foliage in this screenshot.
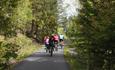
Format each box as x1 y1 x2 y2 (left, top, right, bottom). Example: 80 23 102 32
0 0 58 69
11 0 32 29
67 0 115 70
29 0 58 42
0 41 19 70
0 34 39 70
0 0 32 37
0 0 58 40
64 47 86 70
11 34 39 60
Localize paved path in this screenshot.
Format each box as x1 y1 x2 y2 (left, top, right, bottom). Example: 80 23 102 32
13 46 70 70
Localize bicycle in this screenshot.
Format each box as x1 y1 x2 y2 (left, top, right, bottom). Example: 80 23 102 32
49 46 54 56
54 41 58 51
60 41 64 49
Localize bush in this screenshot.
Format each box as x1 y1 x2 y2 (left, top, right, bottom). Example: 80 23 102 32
0 34 40 70
0 41 19 70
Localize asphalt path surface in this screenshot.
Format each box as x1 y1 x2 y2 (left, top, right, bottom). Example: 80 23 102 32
13 46 70 70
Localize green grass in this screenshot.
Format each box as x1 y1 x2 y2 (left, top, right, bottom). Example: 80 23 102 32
64 46 86 70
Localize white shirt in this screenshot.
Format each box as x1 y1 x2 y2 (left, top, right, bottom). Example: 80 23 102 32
59 34 64 39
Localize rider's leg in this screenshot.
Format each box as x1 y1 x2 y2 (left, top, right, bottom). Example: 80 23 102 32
60 40 64 49
45 44 48 52
54 41 58 51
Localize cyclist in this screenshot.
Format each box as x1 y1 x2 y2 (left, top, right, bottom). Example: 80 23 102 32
44 36 49 52
59 34 64 41
53 34 59 51
59 34 64 48
49 35 55 56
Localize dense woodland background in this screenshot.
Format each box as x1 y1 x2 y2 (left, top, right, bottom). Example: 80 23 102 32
0 0 115 70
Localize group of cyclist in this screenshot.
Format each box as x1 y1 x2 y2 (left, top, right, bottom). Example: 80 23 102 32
44 34 64 52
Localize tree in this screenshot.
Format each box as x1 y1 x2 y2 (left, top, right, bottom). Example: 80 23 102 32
0 0 32 37
0 0 32 69
28 0 58 42
67 0 115 70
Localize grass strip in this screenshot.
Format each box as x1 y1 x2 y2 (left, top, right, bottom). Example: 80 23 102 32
64 46 86 70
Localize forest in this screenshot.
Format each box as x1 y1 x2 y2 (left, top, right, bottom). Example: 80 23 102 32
0 0 115 70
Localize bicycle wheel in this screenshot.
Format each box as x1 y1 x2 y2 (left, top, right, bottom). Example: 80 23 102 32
55 44 58 51
50 47 53 56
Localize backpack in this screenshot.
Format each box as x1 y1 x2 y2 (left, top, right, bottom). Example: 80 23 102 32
54 35 59 41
